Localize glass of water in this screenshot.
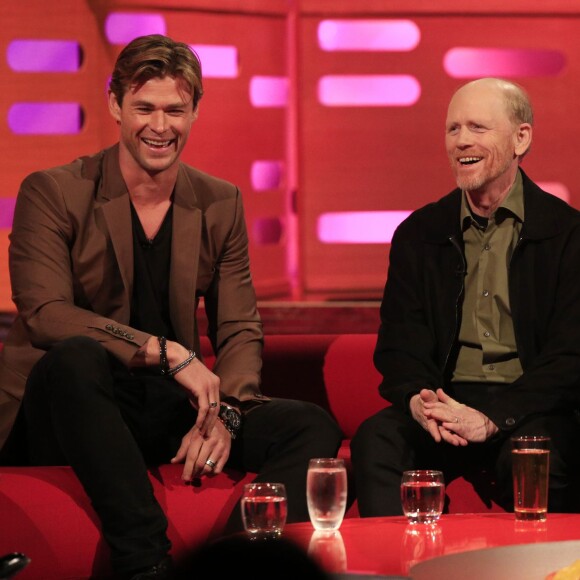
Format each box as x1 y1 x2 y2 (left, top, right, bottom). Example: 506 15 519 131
241 482 287 539
307 457 348 531
400 470 444 524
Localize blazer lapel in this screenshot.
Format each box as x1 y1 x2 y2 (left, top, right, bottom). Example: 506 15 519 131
170 165 202 347
99 147 134 321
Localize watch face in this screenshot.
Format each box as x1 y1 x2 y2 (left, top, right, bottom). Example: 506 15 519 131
220 404 241 433
226 407 241 429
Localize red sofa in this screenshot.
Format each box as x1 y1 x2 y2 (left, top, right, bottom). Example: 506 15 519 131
0 334 504 579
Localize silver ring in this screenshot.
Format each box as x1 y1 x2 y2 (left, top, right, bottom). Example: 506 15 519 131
209 402 218 408
205 459 216 469
454 416 460 423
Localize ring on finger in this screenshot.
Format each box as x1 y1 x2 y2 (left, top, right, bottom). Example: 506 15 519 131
209 401 218 408
206 459 216 469
453 416 460 423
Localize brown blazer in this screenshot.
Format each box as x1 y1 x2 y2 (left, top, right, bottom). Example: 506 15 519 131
0 144 265 449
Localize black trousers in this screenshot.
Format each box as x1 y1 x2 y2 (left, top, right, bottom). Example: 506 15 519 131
19 336 343 575
351 383 580 518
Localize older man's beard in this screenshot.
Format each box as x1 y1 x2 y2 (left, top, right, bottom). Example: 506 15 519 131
450 155 514 193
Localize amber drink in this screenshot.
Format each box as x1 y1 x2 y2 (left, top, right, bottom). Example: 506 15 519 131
511 436 550 522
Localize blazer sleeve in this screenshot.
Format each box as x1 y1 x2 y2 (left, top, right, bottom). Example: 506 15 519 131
202 188 264 402
9 170 150 366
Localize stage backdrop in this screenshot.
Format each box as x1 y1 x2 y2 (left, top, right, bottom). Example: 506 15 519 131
1 0 578 311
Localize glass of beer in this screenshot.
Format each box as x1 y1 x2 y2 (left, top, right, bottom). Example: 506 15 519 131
511 436 550 522
400 470 445 524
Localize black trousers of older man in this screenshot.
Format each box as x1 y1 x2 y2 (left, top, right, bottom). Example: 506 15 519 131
17 336 343 576
351 382 580 518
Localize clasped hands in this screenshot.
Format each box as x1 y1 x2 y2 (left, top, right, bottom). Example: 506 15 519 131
410 388 498 446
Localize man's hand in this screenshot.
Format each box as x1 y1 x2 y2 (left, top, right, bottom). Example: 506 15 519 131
410 389 446 443
132 337 221 438
171 420 232 482
422 388 499 444
170 356 221 438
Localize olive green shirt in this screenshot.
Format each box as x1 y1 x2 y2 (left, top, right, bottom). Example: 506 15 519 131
452 170 524 383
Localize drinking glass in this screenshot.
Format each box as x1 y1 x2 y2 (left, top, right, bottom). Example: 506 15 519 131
400 470 445 524
307 458 348 531
241 482 287 539
511 436 550 522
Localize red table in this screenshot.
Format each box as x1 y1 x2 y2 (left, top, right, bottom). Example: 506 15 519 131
281 513 580 577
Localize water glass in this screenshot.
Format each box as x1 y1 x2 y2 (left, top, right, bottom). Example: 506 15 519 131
511 436 550 522
400 470 444 524
307 458 348 531
241 482 287 539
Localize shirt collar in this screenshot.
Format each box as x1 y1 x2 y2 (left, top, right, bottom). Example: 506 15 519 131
460 169 525 231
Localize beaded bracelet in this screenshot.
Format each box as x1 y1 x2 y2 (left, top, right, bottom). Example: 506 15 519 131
158 336 169 375
167 350 196 377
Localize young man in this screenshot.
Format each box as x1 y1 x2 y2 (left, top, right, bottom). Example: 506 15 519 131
352 77 580 517
0 35 342 579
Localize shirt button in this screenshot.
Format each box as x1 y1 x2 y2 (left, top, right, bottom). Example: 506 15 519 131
483 331 490 337
484 244 491 251
483 290 489 297
506 418 516 427
488 364 495 371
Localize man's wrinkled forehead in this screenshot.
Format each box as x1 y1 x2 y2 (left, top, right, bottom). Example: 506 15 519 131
446 82 510 126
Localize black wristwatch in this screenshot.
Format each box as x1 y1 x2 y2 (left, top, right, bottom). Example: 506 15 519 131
218 403 242 439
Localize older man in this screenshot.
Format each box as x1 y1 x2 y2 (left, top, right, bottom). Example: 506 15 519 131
352 77 580 517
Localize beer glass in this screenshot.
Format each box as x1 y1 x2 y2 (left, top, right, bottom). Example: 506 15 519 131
511 436 550 521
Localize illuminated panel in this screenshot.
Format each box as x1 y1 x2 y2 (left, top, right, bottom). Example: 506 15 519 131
249 76 288 107
319 75 420 107
190 45 238 78
7 40 81 72
8 103 83 135
253 218 283 244
537 182 570 204
251 161 283 191
444 48 566 78
105 12 166 44
0 199 15 228
318 211 412 244
318 19 420 52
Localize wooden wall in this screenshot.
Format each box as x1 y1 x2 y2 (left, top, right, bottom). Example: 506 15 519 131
1 0 579 311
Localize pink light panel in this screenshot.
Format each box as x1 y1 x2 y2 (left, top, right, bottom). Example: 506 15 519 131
8 103 83 135
105 13 166 44
190 44 238 78
318 75 420 107
444 48 566 78
318 19 420 52
249 76 288 108
7 40 81 72
251 161 283 191
318 211 412 244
